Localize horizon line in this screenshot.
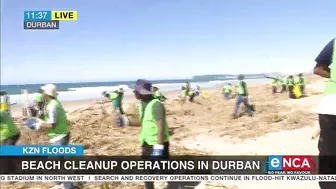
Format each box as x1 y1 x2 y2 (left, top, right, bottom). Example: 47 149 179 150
1 71 311 86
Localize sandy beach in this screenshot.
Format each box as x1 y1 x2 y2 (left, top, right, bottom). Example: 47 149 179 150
2 75 327 189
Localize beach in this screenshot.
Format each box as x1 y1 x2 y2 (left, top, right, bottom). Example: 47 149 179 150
2 74 327 189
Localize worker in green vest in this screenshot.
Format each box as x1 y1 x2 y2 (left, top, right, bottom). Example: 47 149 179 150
297 73 306 95
102 88 125 115
133 79 177 189
152 87 167 102
24 84 73 189
1 110 20 145
0 109 21 177
271 79 278 94
179 86 187 102
222 83 232 100
280 77 288 93
294 75 299 84
287 75 295 98
313 38 336 189
233 75 254 118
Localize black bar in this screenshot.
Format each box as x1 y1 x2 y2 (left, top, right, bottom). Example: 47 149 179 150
0 156 323 175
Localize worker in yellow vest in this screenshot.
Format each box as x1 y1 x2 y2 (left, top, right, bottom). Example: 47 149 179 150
297 73 306 95
313 38 336 189
24 84 73 189
1 110 20 145
179 86 187 102
280 77 288 93
271 79 278 94
222 83 232 100
233 75 254 118
102 88 125 115
179 86 195 103
0 109 21 177
133 79 178 189
287 75 295 98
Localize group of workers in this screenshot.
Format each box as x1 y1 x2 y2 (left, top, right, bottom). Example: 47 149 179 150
271 73 306 99
178 76 254 119
0 81 175 189
271 73 306 98
1 38 335 189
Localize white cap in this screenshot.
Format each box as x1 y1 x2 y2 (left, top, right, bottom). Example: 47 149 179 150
41 84 58 97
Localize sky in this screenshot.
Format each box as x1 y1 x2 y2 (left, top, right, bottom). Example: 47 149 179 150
1 0 335 85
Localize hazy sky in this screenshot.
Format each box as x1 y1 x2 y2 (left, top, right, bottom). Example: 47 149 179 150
1 0 335 84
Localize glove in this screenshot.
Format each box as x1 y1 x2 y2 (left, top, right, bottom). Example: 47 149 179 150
24 118 42 131
150 144 164 156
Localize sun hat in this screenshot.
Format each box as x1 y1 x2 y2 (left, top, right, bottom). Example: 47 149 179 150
133 79 153 95
41 84 58 98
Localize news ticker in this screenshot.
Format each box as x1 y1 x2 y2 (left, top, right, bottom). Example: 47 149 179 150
23 10 77 30
1 174 336 183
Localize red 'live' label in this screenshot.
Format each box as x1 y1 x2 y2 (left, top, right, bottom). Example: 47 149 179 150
282 156 314 171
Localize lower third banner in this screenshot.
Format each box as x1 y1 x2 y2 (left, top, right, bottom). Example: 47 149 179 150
0 156 320 175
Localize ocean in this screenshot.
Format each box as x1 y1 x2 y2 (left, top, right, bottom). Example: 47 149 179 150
1 74 270 104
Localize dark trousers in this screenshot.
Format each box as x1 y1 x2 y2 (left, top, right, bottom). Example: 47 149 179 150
142 142 179 189
114 105 125 115
188 93 195 102
318 114 336 189
300 85 305 95
234 96 254 117
288 86 295 98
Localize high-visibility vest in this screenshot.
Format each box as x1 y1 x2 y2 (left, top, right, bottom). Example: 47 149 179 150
138 99 169 145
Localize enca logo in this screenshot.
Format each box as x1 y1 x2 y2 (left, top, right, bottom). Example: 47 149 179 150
267 156 315 171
